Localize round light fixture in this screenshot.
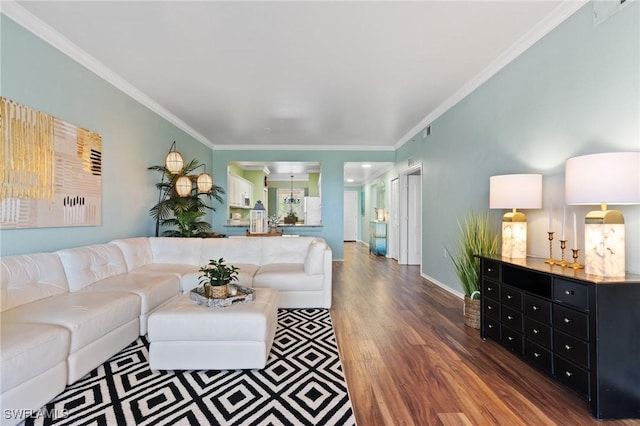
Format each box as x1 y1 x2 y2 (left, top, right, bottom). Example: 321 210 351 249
197 173 213 193
175 176 192 197
165 151 184 174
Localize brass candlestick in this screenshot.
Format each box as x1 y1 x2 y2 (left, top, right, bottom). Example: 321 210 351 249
558 240 568 267
544 232 555 264
569 249 584 269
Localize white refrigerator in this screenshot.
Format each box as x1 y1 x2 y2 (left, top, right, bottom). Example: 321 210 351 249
303 197 322 225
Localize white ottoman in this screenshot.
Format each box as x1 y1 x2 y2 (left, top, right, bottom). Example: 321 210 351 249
147 288 279 370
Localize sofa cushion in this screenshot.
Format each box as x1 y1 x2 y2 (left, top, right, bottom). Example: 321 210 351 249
80 273 180 315
303 239 327 275
0 322 70 393
57 244 128 292
2 291 140 352
111 238 153 271
200 238 262 266
260 237 314 265
253 263 324 291
180 263 259 294
149 238 201 265
1 253 70 312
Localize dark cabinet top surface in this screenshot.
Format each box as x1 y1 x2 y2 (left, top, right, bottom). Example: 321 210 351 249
479 255 640 285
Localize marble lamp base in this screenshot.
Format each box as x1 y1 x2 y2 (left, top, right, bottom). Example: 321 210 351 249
501 221 527 259
584 223 625 277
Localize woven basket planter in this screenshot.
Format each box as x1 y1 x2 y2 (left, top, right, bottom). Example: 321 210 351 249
464 296 480 329
205 284 229 299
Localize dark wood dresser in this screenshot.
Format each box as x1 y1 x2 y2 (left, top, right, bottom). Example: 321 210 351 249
479 256 640 420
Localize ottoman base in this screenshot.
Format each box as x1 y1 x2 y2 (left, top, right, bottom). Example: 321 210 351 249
147 288 279 371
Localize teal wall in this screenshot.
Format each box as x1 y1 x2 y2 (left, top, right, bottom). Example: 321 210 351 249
392 2 640 293
0 15 211 256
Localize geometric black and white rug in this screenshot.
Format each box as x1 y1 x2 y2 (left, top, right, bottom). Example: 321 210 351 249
25 309 356 426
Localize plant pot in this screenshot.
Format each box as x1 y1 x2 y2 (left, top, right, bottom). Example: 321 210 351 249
463 296 480 329
284 215 297 224
269 226 278 234
205 283 228 299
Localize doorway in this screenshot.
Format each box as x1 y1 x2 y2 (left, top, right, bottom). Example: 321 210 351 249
389 178 399 260
398 165 422 266
343 191 358 241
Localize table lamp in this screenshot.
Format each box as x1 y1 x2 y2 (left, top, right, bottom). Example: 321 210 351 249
490 174 542 258
565 152 640 277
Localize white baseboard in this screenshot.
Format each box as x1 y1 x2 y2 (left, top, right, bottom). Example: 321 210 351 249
420 272 464 300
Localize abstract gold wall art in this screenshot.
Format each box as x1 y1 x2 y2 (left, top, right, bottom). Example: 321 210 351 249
0 97 102 229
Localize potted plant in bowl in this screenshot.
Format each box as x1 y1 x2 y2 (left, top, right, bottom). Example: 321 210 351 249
198 258 239 299
448 211 499 329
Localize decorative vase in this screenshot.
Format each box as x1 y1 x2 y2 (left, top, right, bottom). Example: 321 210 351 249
463 296 480 329
205 283 228 299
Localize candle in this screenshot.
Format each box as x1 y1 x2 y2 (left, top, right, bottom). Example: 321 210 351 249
561 207 566 240
573 212 578 250
548 201 553 232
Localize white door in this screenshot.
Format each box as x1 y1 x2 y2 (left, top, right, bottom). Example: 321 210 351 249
407 174 421 265
389 178 399 260
343 191 358 241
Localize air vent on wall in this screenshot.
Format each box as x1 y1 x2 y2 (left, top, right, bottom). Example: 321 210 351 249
422 125 431 139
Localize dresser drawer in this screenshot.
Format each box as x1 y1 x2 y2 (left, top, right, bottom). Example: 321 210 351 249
524 318 552 349
554 331 590 369
501 285 522 311
484 317 501 340
554 278 589 311
523 294 551 325
554 356 590 400
524 340 552 375
501 306 523 333
553 304 589 340
482 279 500 302
501 327 523 354
483 298 500 320
483 260 500 280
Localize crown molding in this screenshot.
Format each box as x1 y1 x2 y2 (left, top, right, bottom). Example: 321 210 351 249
394 0 589 150
1 0 216 149
213 144 395 152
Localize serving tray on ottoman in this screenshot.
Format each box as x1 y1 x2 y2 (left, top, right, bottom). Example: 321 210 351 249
190 285 254 308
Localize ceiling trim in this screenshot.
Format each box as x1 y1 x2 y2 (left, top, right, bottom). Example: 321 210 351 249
1 0 216 149
394 0 589 150
213 144 395 152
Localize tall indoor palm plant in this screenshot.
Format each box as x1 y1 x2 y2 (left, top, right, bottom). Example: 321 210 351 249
448 211 499 328
149 159 224 237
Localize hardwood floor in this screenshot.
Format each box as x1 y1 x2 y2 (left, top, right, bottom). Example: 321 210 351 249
331 242 640 426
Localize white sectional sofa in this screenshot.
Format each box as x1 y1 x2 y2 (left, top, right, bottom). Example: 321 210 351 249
0 236 331 425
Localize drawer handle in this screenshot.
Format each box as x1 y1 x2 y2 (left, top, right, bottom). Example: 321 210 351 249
487 287 493 291
564 344 573 351
533 352 541 358
507 336 515 341
507 295 513 300
488 305 493 310
533 329 540 334
507 315 514 320
532 305 539 311
565 371 574 377
487 268 494 272
564 290 574 296
488 324 494 329
563 318 573 324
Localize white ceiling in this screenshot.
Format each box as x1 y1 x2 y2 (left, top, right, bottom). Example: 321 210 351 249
7 1 584 150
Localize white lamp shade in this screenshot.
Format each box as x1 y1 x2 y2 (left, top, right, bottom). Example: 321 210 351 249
565 152 640 205
196 173 213 193
175 176 192 197
165 151 184 174
489 174 542 209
